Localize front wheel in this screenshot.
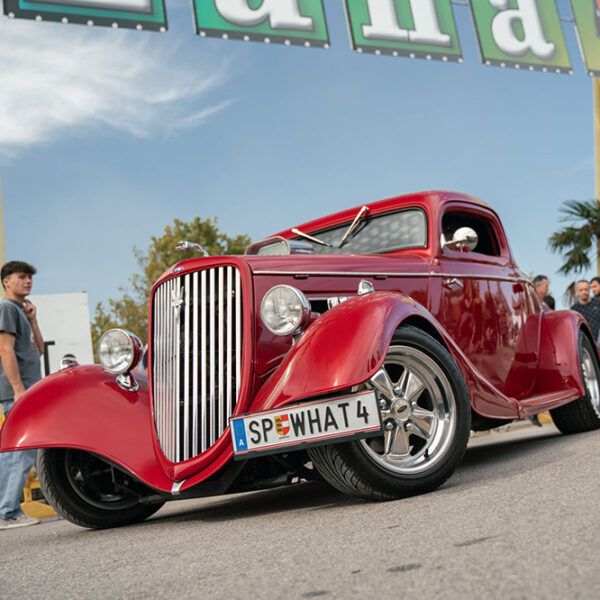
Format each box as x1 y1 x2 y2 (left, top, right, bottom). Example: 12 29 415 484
37 448 164 529
308 326 471 500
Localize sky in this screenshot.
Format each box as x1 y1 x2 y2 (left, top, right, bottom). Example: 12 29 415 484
0 0 597 313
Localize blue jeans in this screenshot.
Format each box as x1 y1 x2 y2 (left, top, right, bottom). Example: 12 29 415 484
0 400 37 519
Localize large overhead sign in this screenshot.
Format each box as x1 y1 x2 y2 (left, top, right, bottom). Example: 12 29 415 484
3 0 600 76
3 0 167 31
193 0 329 47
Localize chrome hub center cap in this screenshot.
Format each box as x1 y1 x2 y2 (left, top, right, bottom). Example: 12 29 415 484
391 398 410 420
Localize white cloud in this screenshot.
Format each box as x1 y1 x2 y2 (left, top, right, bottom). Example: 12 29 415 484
0 19 231 156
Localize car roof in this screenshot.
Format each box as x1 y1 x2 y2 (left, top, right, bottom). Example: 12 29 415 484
272 190 495 239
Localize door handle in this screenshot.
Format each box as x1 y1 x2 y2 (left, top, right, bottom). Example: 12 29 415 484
443 277 464 289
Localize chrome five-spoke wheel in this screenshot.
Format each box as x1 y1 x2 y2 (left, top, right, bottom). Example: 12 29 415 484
308 325 470 500
362 345 456 475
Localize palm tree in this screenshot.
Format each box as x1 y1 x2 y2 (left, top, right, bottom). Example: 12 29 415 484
548 199 600 304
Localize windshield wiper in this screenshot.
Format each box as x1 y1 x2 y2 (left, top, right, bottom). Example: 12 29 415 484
291 228 332 247
338 206 369 248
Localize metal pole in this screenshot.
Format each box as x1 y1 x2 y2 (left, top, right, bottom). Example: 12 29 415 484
0 173 5 298
595 79 600 276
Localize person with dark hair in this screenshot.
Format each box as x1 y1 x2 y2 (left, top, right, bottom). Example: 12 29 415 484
0 261 44 530
544 295 555 311
571 279 600 340
533 275 550 312
591 276 600 298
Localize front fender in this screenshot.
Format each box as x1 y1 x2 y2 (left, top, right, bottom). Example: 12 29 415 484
250 291 520 419
0 365 173 492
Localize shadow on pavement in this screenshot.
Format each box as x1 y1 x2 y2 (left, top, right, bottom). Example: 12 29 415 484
149 480 358 526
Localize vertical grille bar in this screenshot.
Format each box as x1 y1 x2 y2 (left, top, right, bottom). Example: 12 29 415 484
226 267 233 421
200 270 207 453
192 272 199 458
209 269 216 446
152 266 243 463
183 275 191 461
218 267 225 434
235 269 241 396
174 278 181 462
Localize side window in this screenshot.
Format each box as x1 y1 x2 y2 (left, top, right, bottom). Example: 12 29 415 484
442 211 501 257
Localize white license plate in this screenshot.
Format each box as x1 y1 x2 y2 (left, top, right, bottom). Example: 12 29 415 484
230 391 381 459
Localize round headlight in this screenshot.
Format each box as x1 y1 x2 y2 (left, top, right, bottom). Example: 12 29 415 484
98 329 143 375
261 285 311 336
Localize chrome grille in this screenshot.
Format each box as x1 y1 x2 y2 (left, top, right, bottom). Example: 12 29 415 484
152 266 243 462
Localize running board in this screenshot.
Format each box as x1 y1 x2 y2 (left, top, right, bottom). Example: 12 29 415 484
515 388 580 418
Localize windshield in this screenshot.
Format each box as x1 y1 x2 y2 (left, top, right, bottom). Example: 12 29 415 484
293 208 427 255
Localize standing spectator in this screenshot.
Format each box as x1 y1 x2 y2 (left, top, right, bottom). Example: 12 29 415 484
533 274 550 312
544 295 555 311
0 261 44 530
591 276 600 298
571 279 600 340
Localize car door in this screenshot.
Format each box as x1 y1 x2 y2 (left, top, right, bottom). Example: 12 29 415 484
438 203 539 399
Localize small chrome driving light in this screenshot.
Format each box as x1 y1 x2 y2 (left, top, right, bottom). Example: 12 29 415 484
261 285 310 336
59 354 78 370
98 329 143 376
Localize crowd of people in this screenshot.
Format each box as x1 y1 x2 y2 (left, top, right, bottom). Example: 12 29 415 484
533 274 600 343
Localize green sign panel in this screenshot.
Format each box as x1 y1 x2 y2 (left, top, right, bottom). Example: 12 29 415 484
192 0 329 48
571 0 600 76
470 0 571 74
3 0 167 31
344 0 462 62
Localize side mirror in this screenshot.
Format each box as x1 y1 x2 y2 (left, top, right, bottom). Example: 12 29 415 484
442 227 478 253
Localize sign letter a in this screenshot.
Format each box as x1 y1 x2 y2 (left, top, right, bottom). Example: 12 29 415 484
489 0 555 60
362 0 451 46
215 0 314 31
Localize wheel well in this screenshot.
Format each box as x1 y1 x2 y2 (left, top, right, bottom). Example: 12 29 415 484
400 316 448 351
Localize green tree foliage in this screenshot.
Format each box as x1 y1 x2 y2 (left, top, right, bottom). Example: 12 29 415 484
91 217 251 359
548 199 600 304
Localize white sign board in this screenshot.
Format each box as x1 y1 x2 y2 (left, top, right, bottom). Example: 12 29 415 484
29 292 94 375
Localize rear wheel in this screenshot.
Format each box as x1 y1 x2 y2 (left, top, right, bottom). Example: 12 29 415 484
37 448 164 529
308 326 470 500
550 332 600 434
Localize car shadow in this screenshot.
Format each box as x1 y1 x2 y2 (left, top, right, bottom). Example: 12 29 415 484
148 480 357 526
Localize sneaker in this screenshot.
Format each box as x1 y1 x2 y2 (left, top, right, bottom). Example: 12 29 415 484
0 514 41 530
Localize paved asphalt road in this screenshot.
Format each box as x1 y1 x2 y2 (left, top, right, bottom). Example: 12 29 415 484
1 423 599 600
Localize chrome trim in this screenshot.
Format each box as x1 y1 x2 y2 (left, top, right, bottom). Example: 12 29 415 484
171 480 185 495
338 205 369 248
358 279 375 295
443 277 464 289
116 373 139 392
253 270 527 283
152 266 244 463
176 240 209 257
246 236 315 256
291 228 332 247
59 354 78 370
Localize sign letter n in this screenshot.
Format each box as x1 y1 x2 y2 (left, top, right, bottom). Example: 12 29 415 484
470 0 572 74
194 0 330 48
344 0 462 62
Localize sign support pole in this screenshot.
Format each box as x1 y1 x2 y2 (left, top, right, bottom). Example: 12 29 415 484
0 173 5 298
595 79 600 276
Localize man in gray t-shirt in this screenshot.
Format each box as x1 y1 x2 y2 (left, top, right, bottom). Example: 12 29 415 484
0 261 44 530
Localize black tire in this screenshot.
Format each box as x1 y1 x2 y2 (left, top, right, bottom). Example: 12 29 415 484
37 448 164 529
308 325 471 500
550 332 600 434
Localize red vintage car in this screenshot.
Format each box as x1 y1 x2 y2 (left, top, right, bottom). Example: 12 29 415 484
1 190 599 529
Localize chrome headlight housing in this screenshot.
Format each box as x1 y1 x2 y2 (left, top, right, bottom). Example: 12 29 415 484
261 285 310 336
98 329 143 375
